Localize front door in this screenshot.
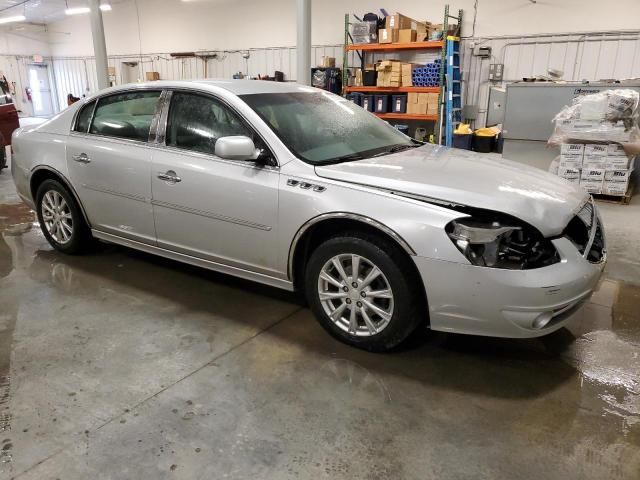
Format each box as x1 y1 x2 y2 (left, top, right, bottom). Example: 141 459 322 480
66 90 162 243
151 91 280 276
27 64 54 117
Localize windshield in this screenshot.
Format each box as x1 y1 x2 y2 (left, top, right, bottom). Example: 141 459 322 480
239 91 415 165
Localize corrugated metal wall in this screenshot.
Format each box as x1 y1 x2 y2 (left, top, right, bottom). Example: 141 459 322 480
3 30 640 122
461 30 640 126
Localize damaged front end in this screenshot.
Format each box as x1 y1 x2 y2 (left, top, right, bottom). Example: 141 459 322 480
445 211 560 270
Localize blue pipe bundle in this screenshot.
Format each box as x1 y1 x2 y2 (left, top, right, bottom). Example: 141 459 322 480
411 60 442 87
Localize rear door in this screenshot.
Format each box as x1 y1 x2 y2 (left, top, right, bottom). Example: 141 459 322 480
0 95 19 146
66 90 163 244
150 90 280 275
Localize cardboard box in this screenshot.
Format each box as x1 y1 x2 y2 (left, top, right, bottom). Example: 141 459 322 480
401 63 413 86
107 66 116 77
606 155 635 169
604 168 631 181
386 13 412 30
407 102 427 114
398 29 417 43
407 92 419 104
386 13 428 31
560 144 585 155
379 28 399 44
558 167 581 180
145 71 160 81
584 144 608 157
582 156 607 170
426 104 438 115
321 56 335 68
580 178 604 194
581 168 605 181
559 158 583 169
559 144 584 164
607 143 627 156
603 179 630 195
417 93 430 104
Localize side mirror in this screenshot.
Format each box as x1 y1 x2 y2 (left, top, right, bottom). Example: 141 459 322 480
215 136 258 161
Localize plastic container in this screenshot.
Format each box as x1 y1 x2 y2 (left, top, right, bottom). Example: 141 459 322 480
361 95 375 112
374 94 389 113
452 133 473 150
346 93 362 106
472 134 495 153
494 133 504 153
391 94 407 113
394 124 410 135
362 70 377 86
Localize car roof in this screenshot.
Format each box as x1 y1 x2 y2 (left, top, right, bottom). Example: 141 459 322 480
95 79 317 97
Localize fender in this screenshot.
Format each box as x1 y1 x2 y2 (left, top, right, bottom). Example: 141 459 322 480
287 212 416 281
29 165 92 227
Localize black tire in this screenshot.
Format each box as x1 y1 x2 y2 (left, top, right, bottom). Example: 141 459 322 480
36 179 92 254
0 146 6 171
305 232 425 352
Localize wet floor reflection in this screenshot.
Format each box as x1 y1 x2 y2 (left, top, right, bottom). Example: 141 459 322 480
0 186 638 477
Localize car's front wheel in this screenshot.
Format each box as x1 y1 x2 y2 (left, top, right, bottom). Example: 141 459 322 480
36 179 92 254
305 233 425 352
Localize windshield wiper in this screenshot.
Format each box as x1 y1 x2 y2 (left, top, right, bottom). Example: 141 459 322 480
371 144 419 157
323 153 367 164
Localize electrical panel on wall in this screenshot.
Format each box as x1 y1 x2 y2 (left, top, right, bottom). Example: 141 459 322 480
489 64 504 82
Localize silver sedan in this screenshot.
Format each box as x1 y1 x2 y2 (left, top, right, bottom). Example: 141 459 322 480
10 80 605 351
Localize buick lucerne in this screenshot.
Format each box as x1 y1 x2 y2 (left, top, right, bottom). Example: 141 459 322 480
11 81 605 351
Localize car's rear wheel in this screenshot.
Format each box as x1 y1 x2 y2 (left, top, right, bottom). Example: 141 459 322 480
36 179 92 254
305 233 424 352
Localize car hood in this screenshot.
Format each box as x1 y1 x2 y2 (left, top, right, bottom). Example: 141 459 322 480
314 144 588 237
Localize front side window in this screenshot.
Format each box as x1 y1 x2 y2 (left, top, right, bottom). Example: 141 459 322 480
73 100 95 133
240 91 414 165
89 90 161 141
166 91 253 156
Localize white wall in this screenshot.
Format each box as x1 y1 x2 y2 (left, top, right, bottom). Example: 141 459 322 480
0 26 51 116
47 0 640 57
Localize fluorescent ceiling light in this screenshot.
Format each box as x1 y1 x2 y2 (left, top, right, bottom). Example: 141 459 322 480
64 5 110 15
0 15 26 24
65 7 90 15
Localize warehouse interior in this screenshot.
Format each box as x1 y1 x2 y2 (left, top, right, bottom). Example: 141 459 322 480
1 0 640 478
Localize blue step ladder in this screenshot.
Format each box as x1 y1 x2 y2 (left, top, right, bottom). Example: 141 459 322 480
445 36 461 147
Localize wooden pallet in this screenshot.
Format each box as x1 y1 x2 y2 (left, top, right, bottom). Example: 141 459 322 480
593 182 635 205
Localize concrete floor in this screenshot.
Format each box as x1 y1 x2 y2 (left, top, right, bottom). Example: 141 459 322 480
0 169 639 480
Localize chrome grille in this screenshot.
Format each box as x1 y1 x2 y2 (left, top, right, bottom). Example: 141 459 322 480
576 201 594 229
564 198 605 263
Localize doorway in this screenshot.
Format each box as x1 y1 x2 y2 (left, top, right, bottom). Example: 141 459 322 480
27 64 54 117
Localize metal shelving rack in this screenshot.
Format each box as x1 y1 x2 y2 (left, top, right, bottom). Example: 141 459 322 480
342 5 462 143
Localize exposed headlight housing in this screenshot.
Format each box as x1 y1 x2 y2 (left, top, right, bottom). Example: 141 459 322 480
445 215 560 269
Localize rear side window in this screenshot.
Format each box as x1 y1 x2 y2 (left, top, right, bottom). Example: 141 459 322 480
90 91 161 141
73 100 95 133
166 91 253 156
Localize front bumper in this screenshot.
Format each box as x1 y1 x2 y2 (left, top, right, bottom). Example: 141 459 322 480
413 236 605 338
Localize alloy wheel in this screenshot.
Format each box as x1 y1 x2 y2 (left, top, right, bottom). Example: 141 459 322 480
41 190 73 244
317 253 394 337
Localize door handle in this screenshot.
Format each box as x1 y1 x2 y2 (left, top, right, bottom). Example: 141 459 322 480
72 153 91 164
157 170 181 183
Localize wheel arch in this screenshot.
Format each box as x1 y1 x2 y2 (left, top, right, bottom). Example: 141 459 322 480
29 166 92 227
288 212 420 289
